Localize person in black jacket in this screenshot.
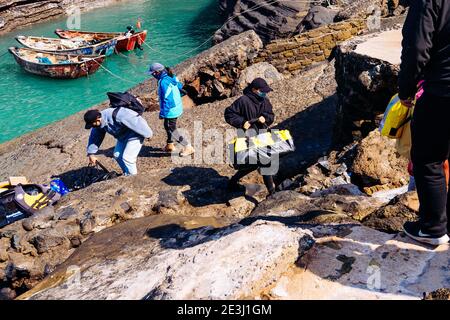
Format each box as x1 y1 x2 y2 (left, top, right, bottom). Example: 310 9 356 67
224 78 276 195
399 0 450 245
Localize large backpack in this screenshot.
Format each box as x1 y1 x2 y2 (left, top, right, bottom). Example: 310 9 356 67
107 92 146 122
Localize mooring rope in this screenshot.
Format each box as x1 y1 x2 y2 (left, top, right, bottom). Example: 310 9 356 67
0 51 9 60
92 59 138 85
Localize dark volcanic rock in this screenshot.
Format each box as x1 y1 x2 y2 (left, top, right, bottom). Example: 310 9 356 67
297 5 338 33
215 0 311 43
362 192 419 233
30 230 67 254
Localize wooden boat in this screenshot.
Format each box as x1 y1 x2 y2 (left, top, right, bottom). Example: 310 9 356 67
16 35 117 56
55 29 148 52
9 47 106 79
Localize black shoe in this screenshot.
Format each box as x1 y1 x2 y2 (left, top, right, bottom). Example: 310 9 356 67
226 182 246 193
403 221 450 246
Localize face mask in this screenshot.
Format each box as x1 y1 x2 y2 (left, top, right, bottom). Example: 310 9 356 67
257 91 267 98
152 72 161 80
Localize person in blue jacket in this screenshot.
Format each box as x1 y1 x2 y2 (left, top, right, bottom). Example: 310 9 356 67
148 62 194 157
84 107 153 176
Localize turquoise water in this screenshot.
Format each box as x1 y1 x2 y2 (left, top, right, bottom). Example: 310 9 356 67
0 0 222 144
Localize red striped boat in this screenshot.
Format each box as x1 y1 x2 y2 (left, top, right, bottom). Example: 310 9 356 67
55 29 148 52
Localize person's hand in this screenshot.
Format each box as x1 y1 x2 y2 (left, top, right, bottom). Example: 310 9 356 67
258 116 266 124
243 121 251 130
88 155 98 166
400 98 414 108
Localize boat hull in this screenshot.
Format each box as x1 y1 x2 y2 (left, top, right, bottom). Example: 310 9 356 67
9 48 105 79
116 31 147 51
16 36 117 57
55 29 147 52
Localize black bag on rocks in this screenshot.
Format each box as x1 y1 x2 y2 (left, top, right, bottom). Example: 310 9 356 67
70 162 119 191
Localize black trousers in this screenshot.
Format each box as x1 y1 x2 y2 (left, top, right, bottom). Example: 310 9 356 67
163 118 188 146
229 165 276 194
411 91 450 236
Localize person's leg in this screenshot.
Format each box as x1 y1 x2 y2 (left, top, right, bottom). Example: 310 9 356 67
164 119 174 144
447 162 450 236
410 92 450 238
121 138 144 176
228 166 258 188
169 118 190 147
169 118 195 157
262 174 276 195
113 140 128 174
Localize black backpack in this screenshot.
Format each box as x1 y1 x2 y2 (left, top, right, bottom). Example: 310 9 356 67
107 92 146 122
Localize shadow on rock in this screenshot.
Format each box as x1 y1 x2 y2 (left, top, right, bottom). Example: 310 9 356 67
274 95 339 182
161 166 255 207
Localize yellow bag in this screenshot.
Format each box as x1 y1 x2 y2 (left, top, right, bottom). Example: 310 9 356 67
379 94 412 139
395 116 412 159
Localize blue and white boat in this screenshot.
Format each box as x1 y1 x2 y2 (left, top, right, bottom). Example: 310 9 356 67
16 35 118 56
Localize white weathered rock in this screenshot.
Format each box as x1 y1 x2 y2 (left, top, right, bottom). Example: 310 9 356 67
23 219 315 300
263 225 450 300
234 62 284 94
227 196 257 219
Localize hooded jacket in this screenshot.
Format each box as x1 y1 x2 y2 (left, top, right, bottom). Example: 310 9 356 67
224 86 275 133
157 72 184 119
398 0 450 99
87 108 153 155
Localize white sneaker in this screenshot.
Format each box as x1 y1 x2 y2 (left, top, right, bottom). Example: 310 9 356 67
403 222 450 246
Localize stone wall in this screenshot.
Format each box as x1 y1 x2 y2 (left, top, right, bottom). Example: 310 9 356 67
255 20 367 75
334 29 402 143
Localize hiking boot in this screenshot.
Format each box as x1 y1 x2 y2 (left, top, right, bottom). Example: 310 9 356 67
179 145 195 157
403 221 450 246
164 143 175 153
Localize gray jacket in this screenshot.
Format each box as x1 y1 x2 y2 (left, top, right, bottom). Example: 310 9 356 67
87 108 153 155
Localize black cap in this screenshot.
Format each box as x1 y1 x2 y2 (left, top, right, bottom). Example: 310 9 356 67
250 78 273 93
84 110 101 129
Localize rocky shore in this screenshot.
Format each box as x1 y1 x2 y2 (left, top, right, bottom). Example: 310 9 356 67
0 0 126 35
214 0 407 44
0 1 449 301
